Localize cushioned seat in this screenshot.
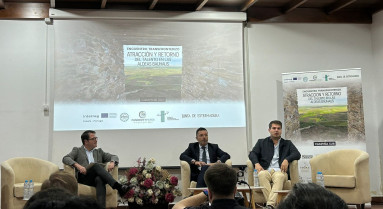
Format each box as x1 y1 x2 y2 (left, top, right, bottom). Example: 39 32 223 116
1 157 59 209
310 149 370 209
13 183 43 198
324 175 355 188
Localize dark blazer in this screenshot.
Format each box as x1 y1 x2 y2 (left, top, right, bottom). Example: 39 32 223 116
180 142 230 180
62 145 119 168
248 137 300 179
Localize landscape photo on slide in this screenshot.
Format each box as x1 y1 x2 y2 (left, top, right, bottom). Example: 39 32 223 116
123 45 182 102
297 87 348 141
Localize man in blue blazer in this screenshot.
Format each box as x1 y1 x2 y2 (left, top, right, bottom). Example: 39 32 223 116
180 127 231 187
63 130 127 208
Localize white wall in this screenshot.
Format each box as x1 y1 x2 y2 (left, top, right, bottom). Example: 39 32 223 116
246 23 382 195
0 20 50 162
0 20 50 206
372 10 383 193
0 15 383 199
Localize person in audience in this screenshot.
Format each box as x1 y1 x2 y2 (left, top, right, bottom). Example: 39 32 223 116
24 187 103 209
41 171 78 195
276 183 348 209
62 130 128 208
249 120 301 209
173 163 247 209
180 127 231 187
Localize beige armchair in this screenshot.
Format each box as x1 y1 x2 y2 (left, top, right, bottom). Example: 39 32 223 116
246 159 299 204
64 163 118 208
1 157 59 209
309 149 370 209
180 160 232 198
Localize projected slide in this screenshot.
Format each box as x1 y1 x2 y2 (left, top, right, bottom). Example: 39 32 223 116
53 20 246 131
123 45 182 101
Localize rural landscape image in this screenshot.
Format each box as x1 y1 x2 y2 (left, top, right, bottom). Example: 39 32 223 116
298 105 348 141
124 66 182 102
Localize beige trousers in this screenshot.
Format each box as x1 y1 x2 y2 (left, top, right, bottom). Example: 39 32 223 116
258 169 288 206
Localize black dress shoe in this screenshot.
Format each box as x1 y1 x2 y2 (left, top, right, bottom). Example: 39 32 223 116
118 185 129 198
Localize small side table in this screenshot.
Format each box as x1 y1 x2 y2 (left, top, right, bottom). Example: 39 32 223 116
274 190 290 206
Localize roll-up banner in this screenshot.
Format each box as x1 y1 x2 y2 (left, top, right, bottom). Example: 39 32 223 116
282 68 365 182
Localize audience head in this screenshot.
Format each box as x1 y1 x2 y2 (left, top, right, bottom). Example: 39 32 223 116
277 183 348 209
24 187 102 209
204 163 237 199
41 171 78 195
81 130 96 145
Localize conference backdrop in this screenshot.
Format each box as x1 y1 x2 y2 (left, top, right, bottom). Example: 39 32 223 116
49 13 248 167
282 69 366 182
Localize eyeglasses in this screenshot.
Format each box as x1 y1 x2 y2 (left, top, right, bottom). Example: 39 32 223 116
88 137 98 141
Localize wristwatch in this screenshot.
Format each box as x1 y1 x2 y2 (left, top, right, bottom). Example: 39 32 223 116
191 159 196 164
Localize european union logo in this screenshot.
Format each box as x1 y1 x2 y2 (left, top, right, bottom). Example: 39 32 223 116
101 113 108 118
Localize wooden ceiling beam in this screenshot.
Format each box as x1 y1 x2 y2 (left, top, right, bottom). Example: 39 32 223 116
0 2 49 18
326 0 357 15
247 7 371 23
101 0 107 9
149 0 158 10
372 1 383 14
241 0 258 12
196 0 208 11
283 0 307 14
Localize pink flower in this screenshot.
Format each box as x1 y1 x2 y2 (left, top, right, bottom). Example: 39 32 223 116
170 176 178 186
143 178 153 188
129 168 139 176
165 193 175 202
125 189 135 198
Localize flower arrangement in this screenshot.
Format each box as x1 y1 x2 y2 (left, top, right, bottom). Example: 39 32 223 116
120 157 182 207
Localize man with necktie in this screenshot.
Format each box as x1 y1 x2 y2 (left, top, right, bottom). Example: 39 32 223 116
180 127 231 187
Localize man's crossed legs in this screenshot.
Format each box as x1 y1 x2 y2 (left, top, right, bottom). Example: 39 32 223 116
77 163 127 208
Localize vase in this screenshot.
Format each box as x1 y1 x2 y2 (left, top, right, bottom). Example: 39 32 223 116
128 202 169 209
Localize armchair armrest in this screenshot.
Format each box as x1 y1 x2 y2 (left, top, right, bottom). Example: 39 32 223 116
180 161 191 198
225 159 232 167
246 160 254 186
64 164 76 176
289 160 299 185
354 152 370 188
1 162 16 209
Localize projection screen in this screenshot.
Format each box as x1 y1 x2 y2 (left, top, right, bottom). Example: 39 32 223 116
50 11 248 167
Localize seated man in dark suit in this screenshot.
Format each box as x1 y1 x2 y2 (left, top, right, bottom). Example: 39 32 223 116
62 130 127 208
180 127 230 187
